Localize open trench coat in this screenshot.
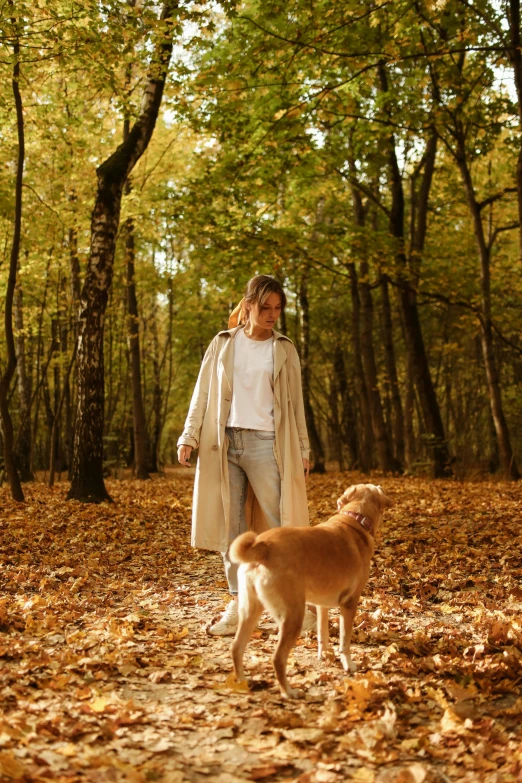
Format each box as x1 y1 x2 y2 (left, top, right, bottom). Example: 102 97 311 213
177 325 311 553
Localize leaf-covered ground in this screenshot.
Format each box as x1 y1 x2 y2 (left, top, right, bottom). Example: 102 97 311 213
0 471 521 783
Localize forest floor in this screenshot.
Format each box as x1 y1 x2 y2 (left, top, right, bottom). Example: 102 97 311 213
0 471 521 783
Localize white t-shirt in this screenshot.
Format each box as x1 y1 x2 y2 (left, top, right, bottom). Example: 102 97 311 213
226 328 275 431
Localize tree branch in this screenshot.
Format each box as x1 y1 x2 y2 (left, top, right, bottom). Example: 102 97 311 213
333 167 390 218
477 187 518 211
237 15 506 62
488 221 520 252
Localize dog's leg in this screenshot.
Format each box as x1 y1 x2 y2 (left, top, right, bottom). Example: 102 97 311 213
273 609 304 699
231 578 263 684
317 606 333 662
339 599 359 672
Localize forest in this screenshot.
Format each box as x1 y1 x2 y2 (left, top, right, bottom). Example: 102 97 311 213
1 3 522 782
2 0 522 499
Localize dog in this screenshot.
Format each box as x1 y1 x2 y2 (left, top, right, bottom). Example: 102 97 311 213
229 483 392 698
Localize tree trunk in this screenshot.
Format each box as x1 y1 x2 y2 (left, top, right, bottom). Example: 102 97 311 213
348 165 398 472
150 306 163 473
123 47 151 480
487 408 500 474
456 137 520 479
67 224 81 478
299 266 325 473
125 215 150 479
60 321 71 474
52 318 61 474
67 1 177 502
359 262 398 472
381 275 405 466
49 344 77 487
0 18 24 502
333 343 358 470
399 287 451 475
274 272 288 335
507 0 522 266
69 225 82 305
379 68 451 476
29 255 51 475
403 342 416 469
14 275 33 480
328 370 343 471
161 275 175 451
348 264 373 472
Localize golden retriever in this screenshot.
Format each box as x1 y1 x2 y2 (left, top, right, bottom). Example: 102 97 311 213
229 483 392 698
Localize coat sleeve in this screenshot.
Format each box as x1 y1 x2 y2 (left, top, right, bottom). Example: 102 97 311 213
177 337 217 450
287 343 311 460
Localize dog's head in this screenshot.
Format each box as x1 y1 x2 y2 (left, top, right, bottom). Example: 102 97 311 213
337 484 393 528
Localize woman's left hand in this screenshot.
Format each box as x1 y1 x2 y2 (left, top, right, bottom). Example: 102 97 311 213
303 458 310 481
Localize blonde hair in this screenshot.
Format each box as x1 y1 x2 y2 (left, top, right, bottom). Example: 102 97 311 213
242 275 286 324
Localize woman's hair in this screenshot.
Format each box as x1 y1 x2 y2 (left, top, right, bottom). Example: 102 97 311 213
242 275 286 322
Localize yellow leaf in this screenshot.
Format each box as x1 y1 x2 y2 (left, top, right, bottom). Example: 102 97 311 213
117 664 137 676
169 626 189 641
57 743 77 757
75 686 92 700
219 671 249 692
342 677 374 711
440 707 471 735
489 620 511 643
439 603 456 613
352 769 375 783
49 674 72 690
0 751 27 780
400 738 420 751
426 686 448 709
166 655 190 667
89 696 111 713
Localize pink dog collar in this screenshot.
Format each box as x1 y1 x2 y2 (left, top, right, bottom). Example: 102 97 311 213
340 510 374 536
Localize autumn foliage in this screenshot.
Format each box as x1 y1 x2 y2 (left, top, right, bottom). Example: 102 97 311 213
0 472 520 782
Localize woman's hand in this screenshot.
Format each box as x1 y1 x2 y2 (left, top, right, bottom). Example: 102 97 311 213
178 445 193 467
303 458 310 481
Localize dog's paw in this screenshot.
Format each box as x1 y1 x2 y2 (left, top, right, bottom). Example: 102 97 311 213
340 653 357 672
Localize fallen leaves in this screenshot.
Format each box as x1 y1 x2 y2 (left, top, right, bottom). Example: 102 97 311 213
0 470 521 782
340 672 382 714
0 751 27 780
222 671 250 692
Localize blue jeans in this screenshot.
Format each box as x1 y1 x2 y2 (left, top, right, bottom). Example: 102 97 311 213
223 427 281 594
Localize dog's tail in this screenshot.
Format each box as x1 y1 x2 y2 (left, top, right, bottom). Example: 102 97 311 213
229 531 269 564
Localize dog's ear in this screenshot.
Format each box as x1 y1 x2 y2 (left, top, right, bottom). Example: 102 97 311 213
337 485 357 509
376 485 393 508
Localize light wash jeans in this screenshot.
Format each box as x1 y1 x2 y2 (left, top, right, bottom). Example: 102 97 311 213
223 427 281 594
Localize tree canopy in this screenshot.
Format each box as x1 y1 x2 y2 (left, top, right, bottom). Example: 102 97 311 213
1 0 522 490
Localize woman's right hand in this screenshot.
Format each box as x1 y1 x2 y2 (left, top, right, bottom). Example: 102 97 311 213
177 445 193 467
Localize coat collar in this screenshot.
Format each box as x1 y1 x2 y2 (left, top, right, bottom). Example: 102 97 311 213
217 325 292 384
217 325 292 343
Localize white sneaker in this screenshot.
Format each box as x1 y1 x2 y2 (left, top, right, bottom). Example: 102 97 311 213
301 608 317 634
208 600 238 636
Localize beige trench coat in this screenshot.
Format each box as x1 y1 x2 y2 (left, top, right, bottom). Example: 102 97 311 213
177 325 310 553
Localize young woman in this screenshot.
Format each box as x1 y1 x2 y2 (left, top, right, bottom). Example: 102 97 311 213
177 275 315 635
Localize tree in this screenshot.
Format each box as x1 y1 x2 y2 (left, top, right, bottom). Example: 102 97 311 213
0 10 25 502
67 1 178 502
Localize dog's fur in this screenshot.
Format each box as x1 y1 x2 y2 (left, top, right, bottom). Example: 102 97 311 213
229 483 392 698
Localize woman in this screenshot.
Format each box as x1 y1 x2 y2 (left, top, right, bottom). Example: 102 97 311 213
177 275 315 635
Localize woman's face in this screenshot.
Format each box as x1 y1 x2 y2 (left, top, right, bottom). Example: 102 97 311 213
248 292 282 330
